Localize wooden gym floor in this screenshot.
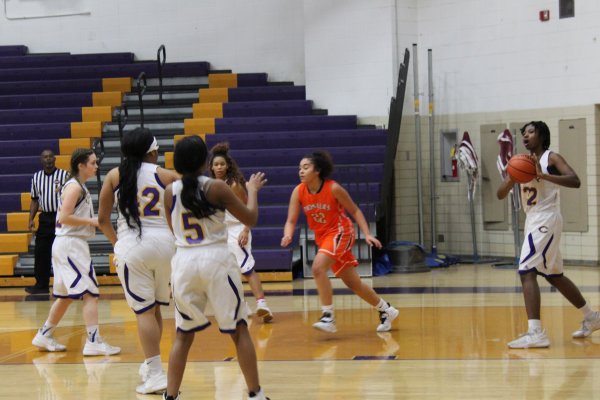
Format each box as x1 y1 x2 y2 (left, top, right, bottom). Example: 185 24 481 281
1 263 600 399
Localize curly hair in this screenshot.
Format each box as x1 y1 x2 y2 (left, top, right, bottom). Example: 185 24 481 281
303 150 334 179
209 142 247 190
521 121 550 150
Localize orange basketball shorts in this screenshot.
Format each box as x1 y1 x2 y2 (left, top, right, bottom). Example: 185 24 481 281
316 225 358 276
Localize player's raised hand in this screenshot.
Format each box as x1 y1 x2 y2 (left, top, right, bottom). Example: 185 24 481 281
247 172 267 192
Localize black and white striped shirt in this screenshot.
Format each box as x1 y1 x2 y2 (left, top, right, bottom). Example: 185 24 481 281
30 168 69 212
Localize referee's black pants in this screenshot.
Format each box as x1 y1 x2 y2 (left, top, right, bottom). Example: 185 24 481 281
33 211 56 288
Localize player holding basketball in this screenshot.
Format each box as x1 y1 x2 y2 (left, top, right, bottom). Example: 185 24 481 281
32 149 120 356
497 121 600 348
163 136 269 400
281 150 399 333
209 142 273 323
98 128 179 394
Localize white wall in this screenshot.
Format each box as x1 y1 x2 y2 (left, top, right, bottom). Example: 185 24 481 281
0 0 306 84
303 0 397 118
413 0 600 114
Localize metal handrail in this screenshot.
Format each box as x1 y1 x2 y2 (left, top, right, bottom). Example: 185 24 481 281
116 104 129 161
157 45 166 104
136 72 147 128
92 137 105 191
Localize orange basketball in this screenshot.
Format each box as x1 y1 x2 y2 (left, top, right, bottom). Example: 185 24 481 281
507 154 536 183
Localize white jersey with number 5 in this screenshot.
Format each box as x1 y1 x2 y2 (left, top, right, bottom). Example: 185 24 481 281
520 150 560 214
170 176 226 248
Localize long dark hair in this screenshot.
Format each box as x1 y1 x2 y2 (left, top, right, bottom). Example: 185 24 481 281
521 121 550 150
174 136 217 219
117 127 154 233
209 142 246 190
304 150 334 179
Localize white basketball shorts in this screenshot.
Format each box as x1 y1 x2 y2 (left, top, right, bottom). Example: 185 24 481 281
114 229 175 313
227 222 255 275
171 245 248 333
52 236 99 298
519 211 563 276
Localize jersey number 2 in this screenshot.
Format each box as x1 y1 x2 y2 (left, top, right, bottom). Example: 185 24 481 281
141 187 160 217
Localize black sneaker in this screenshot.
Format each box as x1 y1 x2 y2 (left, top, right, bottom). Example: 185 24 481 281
25 286 49 294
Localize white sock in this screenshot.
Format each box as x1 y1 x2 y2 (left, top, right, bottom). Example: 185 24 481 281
579 303 595 320
256 298 267 307
40 320 56 337
376 299 388 312
86 325 99 342
528 319 542 333
145 354 163 375
322 304 334 316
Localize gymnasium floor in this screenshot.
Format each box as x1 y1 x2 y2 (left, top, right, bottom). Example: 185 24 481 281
1 263 599 399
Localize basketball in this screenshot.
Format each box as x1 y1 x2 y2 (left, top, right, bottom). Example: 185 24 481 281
507 154 536 183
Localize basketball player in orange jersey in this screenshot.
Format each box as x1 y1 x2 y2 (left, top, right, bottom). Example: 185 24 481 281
281 150 399 333
497 121 600 348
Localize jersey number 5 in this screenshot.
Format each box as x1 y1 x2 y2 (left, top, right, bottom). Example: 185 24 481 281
182 212 204 244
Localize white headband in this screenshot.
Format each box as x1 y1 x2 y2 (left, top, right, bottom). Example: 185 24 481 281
146 137 159 154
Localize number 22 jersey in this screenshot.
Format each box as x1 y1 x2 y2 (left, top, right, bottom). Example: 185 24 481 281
297 179 353 238
520 150 560 214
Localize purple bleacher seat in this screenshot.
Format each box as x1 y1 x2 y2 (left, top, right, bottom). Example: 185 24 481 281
0 45 27 57
250 227 299 248
0 61 210 82
0 174 31 193
236 73 267 87
0 139 59 157
0 93 93 110
0 155 46 175
0 194 21 213
228 86 305 102
0 213 6 231
258 183 380 206
222 100 313 118
229 145 384 167
238 164 384 186
0 79 103 95
0 53 134 69
0 107 82 124
215 115 356 133
206 129 386 150
0 123 70 141
0 108 81 124
252 249 293 272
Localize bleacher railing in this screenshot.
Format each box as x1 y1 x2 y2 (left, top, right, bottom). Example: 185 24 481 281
157 45 166 105
136 72 147 128
377 48 410 245
116 104 128 161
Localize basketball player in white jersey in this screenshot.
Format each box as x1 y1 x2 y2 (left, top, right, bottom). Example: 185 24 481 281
210 142 273 323
32 148 120 356
162 136 270 400
98 128 179 394
497 121 600 348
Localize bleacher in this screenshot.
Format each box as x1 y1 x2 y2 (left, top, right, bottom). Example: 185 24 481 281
0 43 386 282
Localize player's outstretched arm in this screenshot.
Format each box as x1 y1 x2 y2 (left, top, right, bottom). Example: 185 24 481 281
281 186 300 248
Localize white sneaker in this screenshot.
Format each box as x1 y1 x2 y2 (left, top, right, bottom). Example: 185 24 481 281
138 362 149 382
572 311 600 338
248 387 270 400
313 312 337 333
136 370 167 394
83 337 121 356
32 331 66 352
507 330 550 349
376 305 399 332
256 304 273 323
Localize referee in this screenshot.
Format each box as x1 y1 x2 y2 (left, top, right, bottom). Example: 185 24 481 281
25 150 68 294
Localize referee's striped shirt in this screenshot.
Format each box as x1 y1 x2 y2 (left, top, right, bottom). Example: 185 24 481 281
30 168 69 213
